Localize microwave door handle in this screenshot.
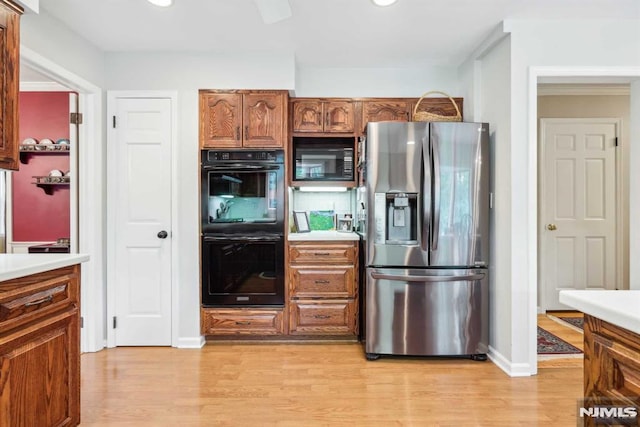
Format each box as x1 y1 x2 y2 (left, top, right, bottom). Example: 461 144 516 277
371 272 485 282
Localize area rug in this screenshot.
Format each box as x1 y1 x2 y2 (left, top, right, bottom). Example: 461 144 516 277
557 317 584 330
537 326 582 355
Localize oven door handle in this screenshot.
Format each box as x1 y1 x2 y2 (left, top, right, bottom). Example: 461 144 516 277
203 235 282 242
202 164 280 172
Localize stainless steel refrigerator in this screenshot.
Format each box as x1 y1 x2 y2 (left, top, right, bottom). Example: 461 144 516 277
363 121 489 361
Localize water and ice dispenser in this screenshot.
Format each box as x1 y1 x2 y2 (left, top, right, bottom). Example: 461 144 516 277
374 192 418 244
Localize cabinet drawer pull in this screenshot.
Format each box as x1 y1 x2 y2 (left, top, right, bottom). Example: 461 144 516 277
314 314 331 319
314 280 330 284
314 252 331 256
235 126 240 140
235 321 251 325
24 295 54 307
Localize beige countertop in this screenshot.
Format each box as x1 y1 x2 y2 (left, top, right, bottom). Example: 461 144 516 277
0 253 90 282
559 289 640 335
288 230 360 241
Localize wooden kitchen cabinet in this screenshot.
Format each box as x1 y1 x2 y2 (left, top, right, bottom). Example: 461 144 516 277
583 314 640 426
201 307 284 336
0 265 81 427
0 0 22 171
199 90 288 149
288 241 359 337
291 99 355 134
361 99 412 126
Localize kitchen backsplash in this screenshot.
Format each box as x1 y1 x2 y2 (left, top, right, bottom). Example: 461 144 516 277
289 189 356 227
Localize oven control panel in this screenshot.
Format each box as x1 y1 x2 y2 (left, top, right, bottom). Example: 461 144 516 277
205 150 284 163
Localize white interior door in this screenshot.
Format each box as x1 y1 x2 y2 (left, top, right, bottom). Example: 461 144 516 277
111 96 172 346
540 119 617 310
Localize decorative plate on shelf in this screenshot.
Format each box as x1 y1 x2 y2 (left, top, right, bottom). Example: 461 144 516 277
56 138 69 145
39 138 54 145
22 137 37 145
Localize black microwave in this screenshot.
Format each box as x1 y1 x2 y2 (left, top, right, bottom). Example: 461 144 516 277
292 137 354 181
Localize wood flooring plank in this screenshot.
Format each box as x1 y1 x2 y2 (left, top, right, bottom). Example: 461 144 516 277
80 342 583 426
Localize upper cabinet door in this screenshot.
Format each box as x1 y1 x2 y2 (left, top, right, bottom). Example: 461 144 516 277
0 1 22 171
292 100 355 134
362 101 411 126
324 101 354 133
200 92 242 148
292 100 323 133
243 92 285 148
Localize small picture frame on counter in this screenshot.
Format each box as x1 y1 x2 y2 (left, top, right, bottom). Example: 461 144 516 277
293 211 310 233
337 214 353 233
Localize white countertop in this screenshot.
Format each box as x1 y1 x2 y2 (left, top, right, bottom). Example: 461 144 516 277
559 290 640 335
288 230 360 241
0 254 90 282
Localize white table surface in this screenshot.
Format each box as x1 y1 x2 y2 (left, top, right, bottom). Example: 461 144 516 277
559 289 640 335
288 230 360 241
0 253 90 282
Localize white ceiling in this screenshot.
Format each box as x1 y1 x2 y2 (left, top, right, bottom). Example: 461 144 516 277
36 0 640 69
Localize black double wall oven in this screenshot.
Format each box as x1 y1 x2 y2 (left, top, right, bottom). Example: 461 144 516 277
201 149 285 306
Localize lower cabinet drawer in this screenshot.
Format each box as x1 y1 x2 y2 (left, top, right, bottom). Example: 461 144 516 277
289 299 357 336
289 266 355 298
201 308 284 336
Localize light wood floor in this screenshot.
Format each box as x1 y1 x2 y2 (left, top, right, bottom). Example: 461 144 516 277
80 315 584 426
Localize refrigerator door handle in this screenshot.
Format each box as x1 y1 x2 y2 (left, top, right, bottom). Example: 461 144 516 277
431 134 441 251
371 272 485 282
422 134 431 252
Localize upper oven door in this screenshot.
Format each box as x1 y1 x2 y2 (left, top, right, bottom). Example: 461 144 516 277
201 162 285 234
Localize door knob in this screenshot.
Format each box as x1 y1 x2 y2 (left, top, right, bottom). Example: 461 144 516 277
546 224 557 231
157 230 168 239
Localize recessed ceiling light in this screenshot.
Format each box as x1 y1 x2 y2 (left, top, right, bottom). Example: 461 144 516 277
147 0 173 7
371 0 398 6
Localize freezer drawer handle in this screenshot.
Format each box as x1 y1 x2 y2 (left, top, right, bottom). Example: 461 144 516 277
371 272 485 282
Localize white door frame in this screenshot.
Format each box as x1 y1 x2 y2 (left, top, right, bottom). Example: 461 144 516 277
106 91 179 348
527 66 640 376
538 117 622 311
20 46 105 353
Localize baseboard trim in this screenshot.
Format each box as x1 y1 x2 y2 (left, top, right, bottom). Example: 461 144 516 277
488 345 534 377
176 336 205 349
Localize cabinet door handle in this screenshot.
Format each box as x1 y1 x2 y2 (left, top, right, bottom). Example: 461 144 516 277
314 314 331 319
314 280 330 284
24 295 54 307
325 112 329 127
245 125 249 139
314 252 331 256
235 126 240 140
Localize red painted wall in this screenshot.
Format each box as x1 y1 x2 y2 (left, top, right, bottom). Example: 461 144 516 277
13 92 71 242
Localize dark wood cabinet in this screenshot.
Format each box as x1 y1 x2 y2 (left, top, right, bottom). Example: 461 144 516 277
291 99 355 134
362 100 412 126
0 0 22 171
0 265 81 427
288 241 359 337
583 314 640 426
199 90 287 149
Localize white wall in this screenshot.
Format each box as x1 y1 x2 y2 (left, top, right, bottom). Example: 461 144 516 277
504 19 640 374
630 80 640 290
294 66 460 98
21 8 105 87
476 36 516 372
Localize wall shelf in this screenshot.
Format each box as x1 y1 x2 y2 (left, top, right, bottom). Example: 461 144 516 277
32 175 71 195
19 144 70 164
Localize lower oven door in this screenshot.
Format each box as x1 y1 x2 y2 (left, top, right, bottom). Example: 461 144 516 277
202 234 284 306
